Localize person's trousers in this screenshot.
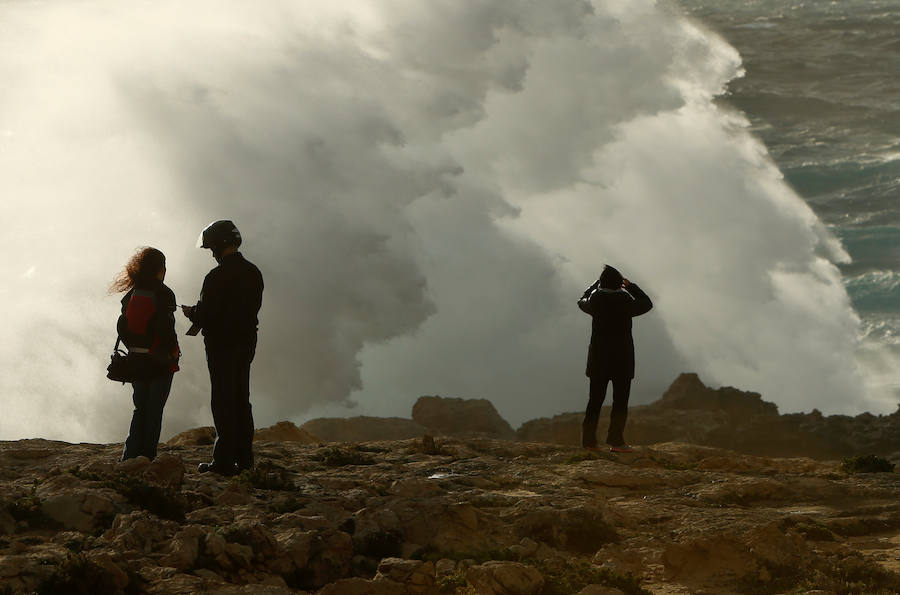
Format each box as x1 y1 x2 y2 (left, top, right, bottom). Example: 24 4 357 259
123 373 173 460
582 376 632 447
206 338 256 471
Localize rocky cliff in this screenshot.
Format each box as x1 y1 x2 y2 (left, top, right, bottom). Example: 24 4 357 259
518 374 900 461
297 374 900 462
2 377 900 594
1 432 900 594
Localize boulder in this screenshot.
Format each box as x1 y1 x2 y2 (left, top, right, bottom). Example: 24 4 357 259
653 373 778 418
0 509 17 536
351 507 403 559
142 453 185 489
159 525 207 570
166 427 217 447
318 577 405 595
36 474 119 533
104 510 180 553
577 587 625 595
254 421 318 443
300 530 354 589
299 416 429 442
466 561 544 595
516 412 581 446
412 396 515 439
376 558 435 590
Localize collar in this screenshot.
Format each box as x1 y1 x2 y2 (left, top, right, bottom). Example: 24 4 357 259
218 251 243 265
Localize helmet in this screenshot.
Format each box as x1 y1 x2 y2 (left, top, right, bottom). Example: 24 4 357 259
197 220 242 250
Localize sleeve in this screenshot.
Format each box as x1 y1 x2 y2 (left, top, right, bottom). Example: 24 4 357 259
189 271 220 328
577 297 593 315
117 291 131 341
577 279 601 315
155 286 179 352
251 267 264 315
625 283 653 317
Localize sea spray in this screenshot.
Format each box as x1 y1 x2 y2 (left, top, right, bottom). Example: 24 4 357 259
0 0 890 442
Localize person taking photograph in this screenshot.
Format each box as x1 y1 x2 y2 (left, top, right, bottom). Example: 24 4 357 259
578 265 652 453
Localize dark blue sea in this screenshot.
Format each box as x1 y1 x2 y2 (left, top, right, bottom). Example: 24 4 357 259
681 0 900 365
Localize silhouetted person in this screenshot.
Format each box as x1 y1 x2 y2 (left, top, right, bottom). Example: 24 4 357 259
578 265 652 452
111 247 180 461
182 220 264 476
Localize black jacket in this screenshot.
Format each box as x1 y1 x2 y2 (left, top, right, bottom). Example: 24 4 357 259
119 280 180 377
578 283 652 379
188 252 264 345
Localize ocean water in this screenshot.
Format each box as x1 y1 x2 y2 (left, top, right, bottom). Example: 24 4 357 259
680 0 900 352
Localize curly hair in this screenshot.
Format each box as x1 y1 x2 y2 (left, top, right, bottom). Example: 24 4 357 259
109 247 166 293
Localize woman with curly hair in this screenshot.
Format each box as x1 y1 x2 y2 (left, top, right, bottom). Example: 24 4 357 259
110 247 180 460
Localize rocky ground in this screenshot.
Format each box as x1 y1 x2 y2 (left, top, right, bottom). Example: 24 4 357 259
1 432 900 594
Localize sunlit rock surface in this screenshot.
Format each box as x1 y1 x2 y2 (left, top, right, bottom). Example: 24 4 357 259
2 376 900 593
0 433 899 593
300 417 429 443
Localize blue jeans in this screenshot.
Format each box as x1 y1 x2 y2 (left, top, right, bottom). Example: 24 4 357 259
122 373 173 460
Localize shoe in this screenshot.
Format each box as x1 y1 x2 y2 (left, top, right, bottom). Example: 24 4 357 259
197 462 237 476
609 444 634 453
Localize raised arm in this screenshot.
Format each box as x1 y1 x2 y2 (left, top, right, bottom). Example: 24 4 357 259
625 282 653 317
577 278 601 315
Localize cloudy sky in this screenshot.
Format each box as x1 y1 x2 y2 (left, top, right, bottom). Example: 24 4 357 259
0 0 891 442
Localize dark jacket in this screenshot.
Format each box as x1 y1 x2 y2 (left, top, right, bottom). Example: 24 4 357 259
578 283 652 379
188 252 264 345
119 280 180 377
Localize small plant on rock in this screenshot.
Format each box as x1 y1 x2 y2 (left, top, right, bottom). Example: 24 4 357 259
235 461 294 491
436 569 469 593
268 495 304 514
66 466 104 482
103 475 187 522
37 553 115 595
7 482 58 530
802 551 900 594
311 446 376 467
840 455 895 474
532 560 651 595
565 451 603 465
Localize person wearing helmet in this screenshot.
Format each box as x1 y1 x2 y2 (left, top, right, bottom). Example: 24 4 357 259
577 265 652 453
182 220 264 476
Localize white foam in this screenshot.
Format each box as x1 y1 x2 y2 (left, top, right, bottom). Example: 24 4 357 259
0 0 892 441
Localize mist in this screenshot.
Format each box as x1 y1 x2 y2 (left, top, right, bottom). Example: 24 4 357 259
0 0 893 443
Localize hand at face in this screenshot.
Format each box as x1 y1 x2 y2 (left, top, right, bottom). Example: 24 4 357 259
622 278 631 288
